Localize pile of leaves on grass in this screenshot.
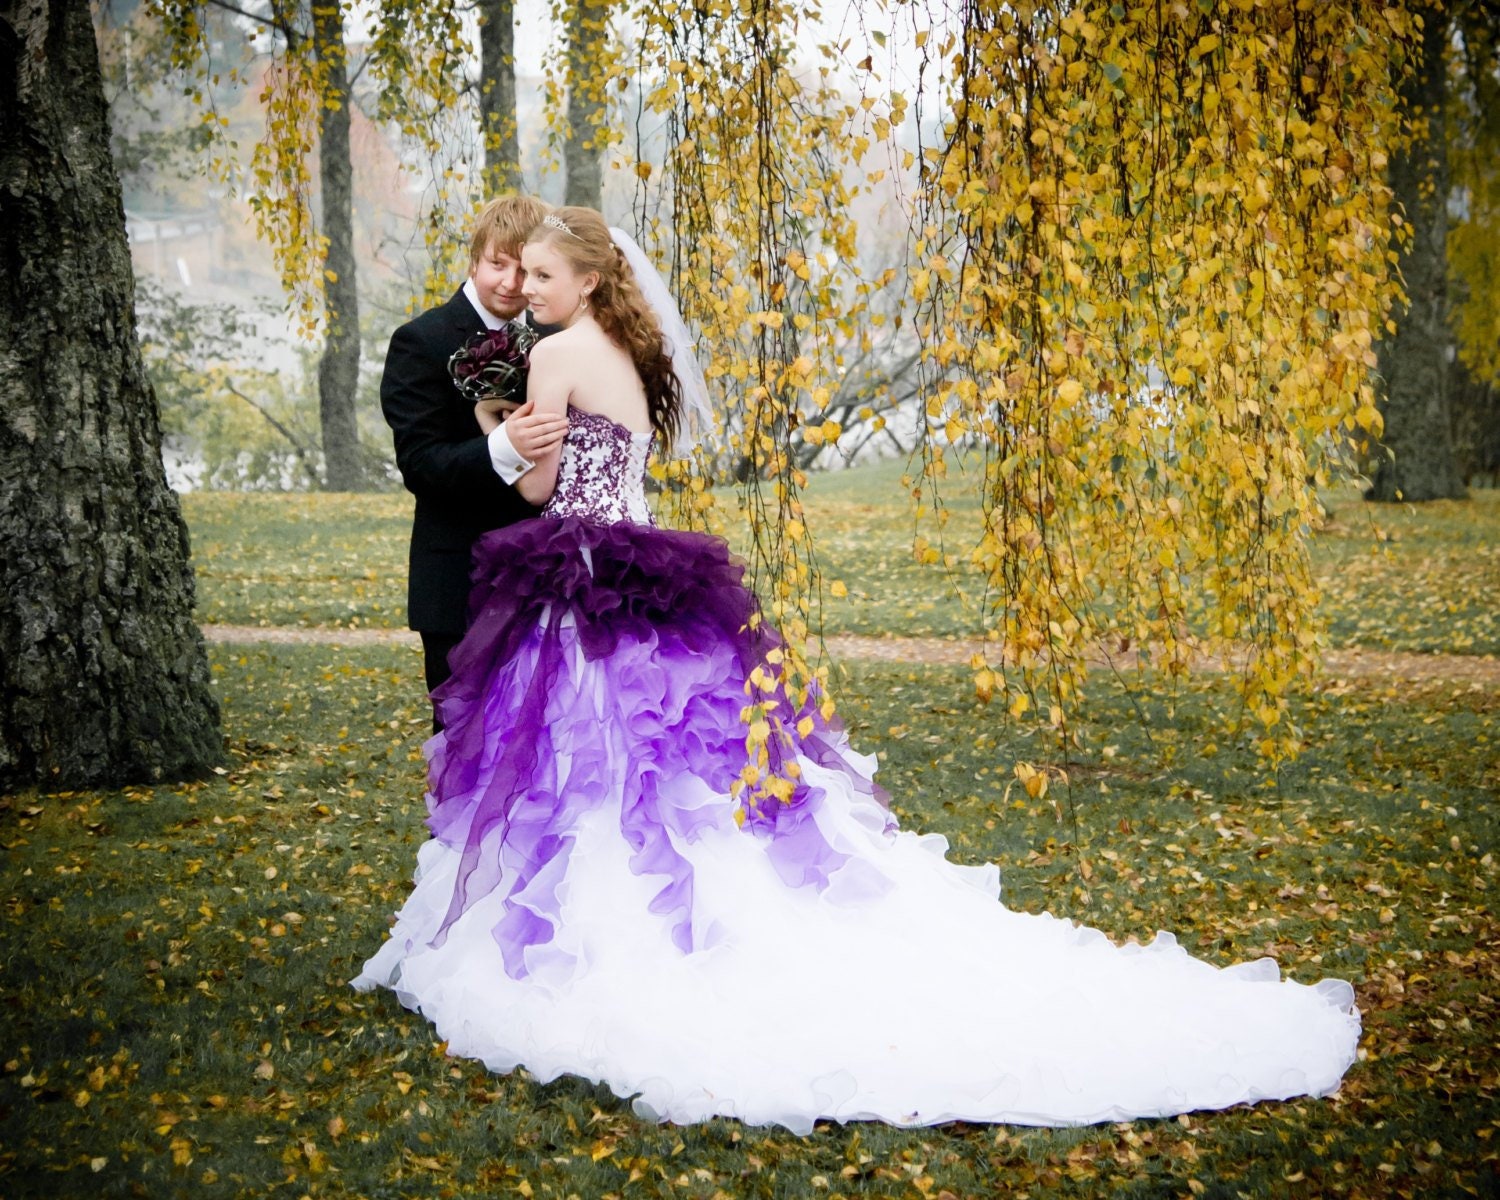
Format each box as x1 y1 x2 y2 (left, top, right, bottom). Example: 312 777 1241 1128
2 646 1494 1198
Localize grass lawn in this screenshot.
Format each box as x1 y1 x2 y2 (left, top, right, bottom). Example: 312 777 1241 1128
182 468 1500 656
1 645 1495 1198
2 471 1496 1197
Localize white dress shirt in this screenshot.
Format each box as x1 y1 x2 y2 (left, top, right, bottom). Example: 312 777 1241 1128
462 279 534 485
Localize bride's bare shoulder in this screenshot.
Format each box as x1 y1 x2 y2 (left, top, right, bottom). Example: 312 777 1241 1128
529 326 585 366
533 322 628 372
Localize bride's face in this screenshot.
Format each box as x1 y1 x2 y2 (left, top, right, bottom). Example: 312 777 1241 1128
521 240 598 328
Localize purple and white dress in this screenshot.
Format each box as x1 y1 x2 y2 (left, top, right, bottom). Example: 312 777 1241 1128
353 407 1360 1133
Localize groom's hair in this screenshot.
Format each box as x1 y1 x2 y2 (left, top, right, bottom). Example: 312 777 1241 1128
469 195 551 268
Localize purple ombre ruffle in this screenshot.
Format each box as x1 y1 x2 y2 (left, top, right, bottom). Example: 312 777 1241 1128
424 516 883 979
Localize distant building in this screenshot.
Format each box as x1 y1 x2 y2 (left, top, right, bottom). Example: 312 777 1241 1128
124 209 225 289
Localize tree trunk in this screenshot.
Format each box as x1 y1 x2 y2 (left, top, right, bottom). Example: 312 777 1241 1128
478 0 521 194
1369 5 1467 503
1451 356 1500 483
0 0 221 789
564 0 607 208
312 0 363 491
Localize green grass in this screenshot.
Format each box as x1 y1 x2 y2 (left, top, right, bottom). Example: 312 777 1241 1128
1312 488 1500 656
1 646 1495 1198
182 469 1500 654
186 493 412 629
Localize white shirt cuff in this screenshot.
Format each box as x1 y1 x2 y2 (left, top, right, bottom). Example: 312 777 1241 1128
488 422 534 485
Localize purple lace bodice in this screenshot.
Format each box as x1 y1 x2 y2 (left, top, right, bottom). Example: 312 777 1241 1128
541 407 655 527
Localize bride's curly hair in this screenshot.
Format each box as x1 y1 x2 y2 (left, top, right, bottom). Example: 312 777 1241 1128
527 206 682 448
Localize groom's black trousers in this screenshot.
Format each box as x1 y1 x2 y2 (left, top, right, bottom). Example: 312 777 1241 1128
422 631 464 733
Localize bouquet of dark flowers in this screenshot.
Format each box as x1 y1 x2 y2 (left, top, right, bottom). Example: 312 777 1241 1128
447 320 538 422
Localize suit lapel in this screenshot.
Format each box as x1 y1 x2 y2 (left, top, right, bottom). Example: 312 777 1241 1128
441 291 486 418
447 289 486 340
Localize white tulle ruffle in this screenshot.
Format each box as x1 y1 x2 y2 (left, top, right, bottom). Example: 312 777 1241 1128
354 726 1360 1133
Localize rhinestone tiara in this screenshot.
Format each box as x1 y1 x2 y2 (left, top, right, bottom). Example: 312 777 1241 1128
543 212 579 238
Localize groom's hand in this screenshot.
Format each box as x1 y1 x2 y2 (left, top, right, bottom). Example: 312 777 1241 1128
505 401 568 461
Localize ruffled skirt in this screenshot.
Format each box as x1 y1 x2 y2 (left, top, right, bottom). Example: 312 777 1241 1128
353 517 1360 1133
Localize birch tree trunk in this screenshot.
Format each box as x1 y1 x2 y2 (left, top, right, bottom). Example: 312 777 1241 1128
312 0 363 491
0 0 222 789
1369 5 1467 503
478 0 522 194
564 0 606 208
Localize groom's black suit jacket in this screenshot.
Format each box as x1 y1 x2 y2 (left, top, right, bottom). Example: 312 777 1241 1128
381 289 541 636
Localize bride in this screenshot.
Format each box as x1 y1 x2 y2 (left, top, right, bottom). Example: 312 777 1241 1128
353 205 1360 1134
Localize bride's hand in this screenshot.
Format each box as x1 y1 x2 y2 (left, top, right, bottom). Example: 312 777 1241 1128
474 398 511 436
506 400 569 460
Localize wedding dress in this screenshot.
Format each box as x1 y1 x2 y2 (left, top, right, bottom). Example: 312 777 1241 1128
353 407 1360 1133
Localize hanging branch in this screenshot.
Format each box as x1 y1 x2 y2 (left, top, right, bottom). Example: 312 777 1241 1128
627 0 876 814
907 0 1414 766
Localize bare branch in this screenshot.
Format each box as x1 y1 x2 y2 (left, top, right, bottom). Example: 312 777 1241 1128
221 378 321 485
204 0 301 45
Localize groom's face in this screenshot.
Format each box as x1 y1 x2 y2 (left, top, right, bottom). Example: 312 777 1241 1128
470 243 528 320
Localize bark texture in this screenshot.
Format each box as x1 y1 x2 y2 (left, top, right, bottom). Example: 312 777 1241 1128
564 0 606 208
478 0 521 194
1451 358 1500 482
0 0 221 789
312 0 363 491
1369 5 1467 503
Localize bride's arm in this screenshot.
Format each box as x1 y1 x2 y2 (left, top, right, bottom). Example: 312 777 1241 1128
515 340 569 505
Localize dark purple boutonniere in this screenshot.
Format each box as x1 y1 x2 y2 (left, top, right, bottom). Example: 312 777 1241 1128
448 320 538 420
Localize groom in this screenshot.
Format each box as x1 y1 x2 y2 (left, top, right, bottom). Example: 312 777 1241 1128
381 195 567 726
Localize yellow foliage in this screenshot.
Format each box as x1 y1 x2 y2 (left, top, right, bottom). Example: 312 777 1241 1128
627 0 869 816
151 0 474 325
901 1 1413 764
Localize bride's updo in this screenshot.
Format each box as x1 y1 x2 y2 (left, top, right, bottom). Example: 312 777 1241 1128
527 206 682 448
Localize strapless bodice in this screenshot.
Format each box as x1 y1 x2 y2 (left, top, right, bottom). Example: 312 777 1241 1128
541 407 654 527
